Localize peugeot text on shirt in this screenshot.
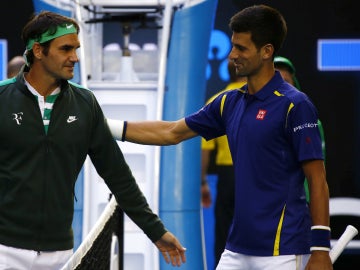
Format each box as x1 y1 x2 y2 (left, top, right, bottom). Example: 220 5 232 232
293 122 319 133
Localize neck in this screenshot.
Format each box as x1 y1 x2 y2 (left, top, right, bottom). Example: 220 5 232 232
246 67 275 95
25 68 61 97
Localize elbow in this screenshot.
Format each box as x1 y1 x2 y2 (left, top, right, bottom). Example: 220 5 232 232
163 130 189 145
161 120 194 145
163 136 182 145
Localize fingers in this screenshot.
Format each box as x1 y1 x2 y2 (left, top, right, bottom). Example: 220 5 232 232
179 247 187 264
161 250 171 264
155 232 187 266
161 247 186 266
170 249 181 266
172 236 187 265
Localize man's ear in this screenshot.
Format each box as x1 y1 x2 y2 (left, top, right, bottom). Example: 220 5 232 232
262 44 274 60
32 42 42 60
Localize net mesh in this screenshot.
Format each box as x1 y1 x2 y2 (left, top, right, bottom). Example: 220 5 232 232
61 196 123 270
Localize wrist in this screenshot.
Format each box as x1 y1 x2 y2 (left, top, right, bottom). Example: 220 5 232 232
121 120 127 141
310 225 331 252
107 119 127 141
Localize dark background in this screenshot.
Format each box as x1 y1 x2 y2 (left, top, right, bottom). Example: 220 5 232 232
0 1 35 60
1 0 359 267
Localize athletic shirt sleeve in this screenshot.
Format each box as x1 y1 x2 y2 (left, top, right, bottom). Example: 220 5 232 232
185 93 228 141
286 97 324 162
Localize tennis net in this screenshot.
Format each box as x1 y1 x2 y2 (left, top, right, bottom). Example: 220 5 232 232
60 196 123 270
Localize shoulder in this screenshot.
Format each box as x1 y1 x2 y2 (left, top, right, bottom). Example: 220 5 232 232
276 85 319 121
0 78 17 95
224 81 247 91
275 84 310 106
67 81 96 99
206 82 246 104
0 77 16 88
67 80 91 92
0 78 16 87
208 88 245 103
63 81 102 112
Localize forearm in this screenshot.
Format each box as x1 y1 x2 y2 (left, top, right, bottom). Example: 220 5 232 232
107 117 198 145
93 137 167 242
309 177 330 227
307 177 332 269
106 119 177 145
114 184 167 242
125 121 176 145
302 161 333 270
124 118 198 145
306 161 330 226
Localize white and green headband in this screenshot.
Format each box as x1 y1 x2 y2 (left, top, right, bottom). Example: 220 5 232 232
26 23 77 50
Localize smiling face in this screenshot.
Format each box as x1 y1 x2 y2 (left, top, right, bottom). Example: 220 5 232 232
228 32 261 77
36 33 80 81
228 31 274 79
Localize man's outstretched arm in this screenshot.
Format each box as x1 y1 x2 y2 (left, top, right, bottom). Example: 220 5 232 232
108 118 198 145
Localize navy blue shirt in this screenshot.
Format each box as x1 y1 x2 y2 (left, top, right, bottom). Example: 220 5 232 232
186 71 323 256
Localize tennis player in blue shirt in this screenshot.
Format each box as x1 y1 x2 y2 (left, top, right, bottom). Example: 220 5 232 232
120 4 332 270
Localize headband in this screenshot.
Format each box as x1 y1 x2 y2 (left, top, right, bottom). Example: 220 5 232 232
26 24 77 50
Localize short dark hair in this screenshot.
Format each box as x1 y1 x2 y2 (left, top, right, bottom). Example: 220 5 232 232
229 5 287 56
21 11 80 66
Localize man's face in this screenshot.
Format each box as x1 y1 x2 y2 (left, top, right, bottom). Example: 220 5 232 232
228 32 263 77
40 33 80 80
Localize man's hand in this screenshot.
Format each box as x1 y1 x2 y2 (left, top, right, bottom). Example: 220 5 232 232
155 231 186 267
201 181 212 208
305 251 333 270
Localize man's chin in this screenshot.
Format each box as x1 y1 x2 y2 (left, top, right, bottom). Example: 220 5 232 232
63 73 74 80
